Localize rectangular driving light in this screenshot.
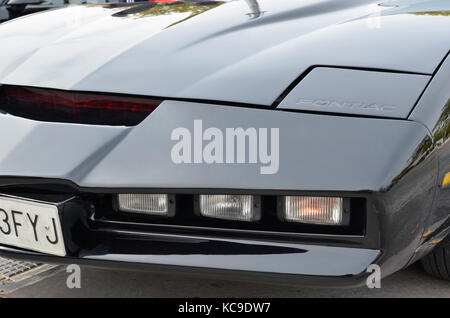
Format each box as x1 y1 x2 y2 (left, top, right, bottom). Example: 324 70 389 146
117 194 175 216
198 195 260 222
280 196 347 225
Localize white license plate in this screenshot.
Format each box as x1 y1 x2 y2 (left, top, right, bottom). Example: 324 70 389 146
0 196 66 256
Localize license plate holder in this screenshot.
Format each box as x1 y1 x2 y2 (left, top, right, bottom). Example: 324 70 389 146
0 194 66 256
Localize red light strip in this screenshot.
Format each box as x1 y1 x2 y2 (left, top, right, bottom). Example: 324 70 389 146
4 86 162 112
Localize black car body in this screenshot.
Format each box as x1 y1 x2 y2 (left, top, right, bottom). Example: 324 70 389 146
0 0 449 287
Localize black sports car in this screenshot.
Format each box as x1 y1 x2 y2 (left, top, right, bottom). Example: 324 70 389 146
0 0 449 287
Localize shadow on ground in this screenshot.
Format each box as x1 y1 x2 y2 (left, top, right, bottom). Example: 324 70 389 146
5 262 450 298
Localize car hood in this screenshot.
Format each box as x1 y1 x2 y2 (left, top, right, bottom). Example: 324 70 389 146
0 0 449 106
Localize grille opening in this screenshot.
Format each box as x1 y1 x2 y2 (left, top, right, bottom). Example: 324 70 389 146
97 194 366 236
0 186 366 237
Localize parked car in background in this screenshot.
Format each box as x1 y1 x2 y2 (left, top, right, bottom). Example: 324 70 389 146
1 0 53 22
0 0 132 22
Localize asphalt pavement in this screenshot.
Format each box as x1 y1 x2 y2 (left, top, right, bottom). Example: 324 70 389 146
3 262 449 298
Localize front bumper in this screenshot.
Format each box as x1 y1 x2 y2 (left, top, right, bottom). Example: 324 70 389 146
0 237 380 288
0 191 380 287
